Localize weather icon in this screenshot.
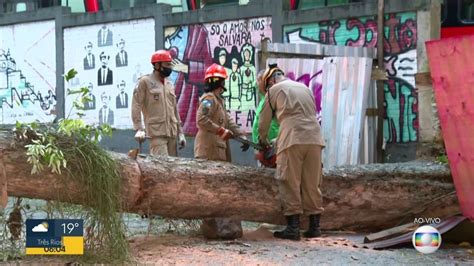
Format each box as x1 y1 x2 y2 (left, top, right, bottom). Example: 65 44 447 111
32 222 49 232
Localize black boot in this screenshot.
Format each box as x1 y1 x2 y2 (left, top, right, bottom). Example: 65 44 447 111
273 215 300 240
303 214 321 238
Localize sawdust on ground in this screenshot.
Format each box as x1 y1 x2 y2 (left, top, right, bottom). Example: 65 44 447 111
128 226 474 265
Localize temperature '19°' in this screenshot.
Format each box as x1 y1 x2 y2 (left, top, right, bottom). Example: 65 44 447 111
61 222 80 234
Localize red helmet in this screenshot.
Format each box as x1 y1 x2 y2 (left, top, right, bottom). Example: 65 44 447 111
205 63 228 81
151 50 172 64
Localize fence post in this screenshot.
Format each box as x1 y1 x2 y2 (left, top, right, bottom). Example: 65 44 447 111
259 38 270 71
376 0 385 163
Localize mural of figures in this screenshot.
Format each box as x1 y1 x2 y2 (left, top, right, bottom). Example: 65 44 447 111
165 17 272 135
115 80 128 109
0 20 56 124
98 92 114 125
83 82 96 110
83 41 96 70
215 47 232 97
97 25 113 47
132 63 143 83
240 43 257 108
64 18 154 129
97 51 113 86
115 38 128 67
228 57 242 109
284 12 418 143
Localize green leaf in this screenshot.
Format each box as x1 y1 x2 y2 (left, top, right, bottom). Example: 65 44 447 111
64 68 78 82
73 101 85 111
80 86 91 95
67 88 83 95
81 95 92 104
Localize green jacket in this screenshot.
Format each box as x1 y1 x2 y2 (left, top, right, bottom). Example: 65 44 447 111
252 93 279 143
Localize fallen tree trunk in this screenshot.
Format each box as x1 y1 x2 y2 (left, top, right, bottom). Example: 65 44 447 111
0 131 459 231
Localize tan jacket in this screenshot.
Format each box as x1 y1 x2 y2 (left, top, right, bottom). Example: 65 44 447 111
258 79 325 155
131 72 183 138
194 92 241 161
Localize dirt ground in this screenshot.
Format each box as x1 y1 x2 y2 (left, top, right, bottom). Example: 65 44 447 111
9 226 474 265
126 227 474 265
2 198 473 265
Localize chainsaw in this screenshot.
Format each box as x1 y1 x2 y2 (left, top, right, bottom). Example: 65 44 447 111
233 136 277 168
233 136 265 151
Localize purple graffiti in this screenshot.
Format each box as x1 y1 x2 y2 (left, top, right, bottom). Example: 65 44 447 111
286 70 323 113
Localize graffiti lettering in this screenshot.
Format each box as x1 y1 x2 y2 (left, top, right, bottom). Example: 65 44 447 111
286 14 416 56
1 50 56 119
346 18 377 47
219 32 251 47
234 110 242 127
1 86 56 111
398 18 417 52
384 14 417 55
284 12 418 143
251 19 266 31
210 24 220 35
318 20 340 45
246 109 255 128
211 21 256 47
384 77 418 143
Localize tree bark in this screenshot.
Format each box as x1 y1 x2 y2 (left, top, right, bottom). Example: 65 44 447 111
0 131 459 232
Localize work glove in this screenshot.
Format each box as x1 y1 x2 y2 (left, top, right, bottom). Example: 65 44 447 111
216 127 234 141
240 135 250 152
178 133 186 150
134 129 146 143
258 138 270 150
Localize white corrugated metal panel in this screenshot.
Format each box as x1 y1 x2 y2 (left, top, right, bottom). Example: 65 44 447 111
321 57 372 167
262 42 375 168
360 81 377 164
265 42 377 59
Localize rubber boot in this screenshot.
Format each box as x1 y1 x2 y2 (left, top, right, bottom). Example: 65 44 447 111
273 214 300 240
303 214 321 238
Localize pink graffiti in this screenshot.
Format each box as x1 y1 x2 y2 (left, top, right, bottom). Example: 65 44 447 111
384 14 417 55
286 70 323 113
318 21 341 45
172 25 214 136
346 18 377 47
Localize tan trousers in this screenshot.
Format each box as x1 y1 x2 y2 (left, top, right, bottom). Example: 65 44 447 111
150 136 177 156
277 144 324 216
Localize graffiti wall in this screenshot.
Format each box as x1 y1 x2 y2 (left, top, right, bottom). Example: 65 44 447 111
164 17 272 135
63 18 155 129
284 12 418 143
267 58 324 123
0 20 56 124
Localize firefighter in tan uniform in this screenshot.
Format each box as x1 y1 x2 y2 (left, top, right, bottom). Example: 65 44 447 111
131 50 186 156
258 64 326 241
195 63 245 239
